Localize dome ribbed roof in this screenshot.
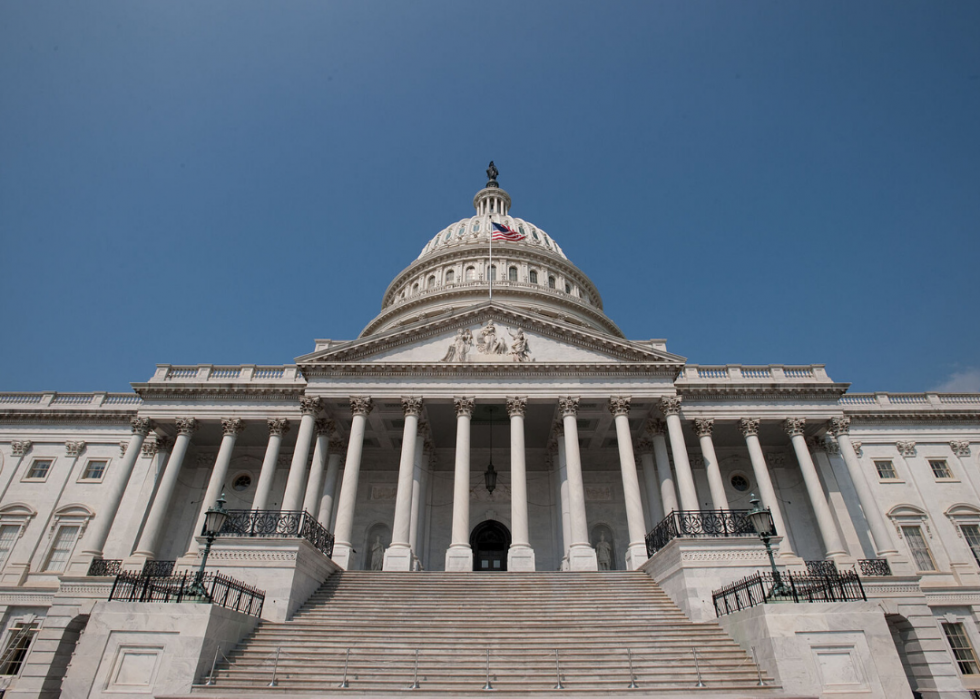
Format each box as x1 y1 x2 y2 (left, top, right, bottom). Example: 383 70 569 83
417 213 567 261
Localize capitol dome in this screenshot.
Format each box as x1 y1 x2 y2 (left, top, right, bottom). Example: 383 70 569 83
360 166 623 338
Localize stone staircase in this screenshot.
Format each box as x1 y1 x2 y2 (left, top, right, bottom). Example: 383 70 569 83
192 571 780 695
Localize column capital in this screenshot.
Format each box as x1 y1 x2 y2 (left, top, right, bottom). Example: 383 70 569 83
553 422 565 438
896 440 916 457
11 440 32 456
806 437 826 453
636 437 654 455
329 436 346 452
402 397 424 417
783 417 806 437
453 397 475 417
350 396 374 417
738 417 760 437
267 417 291 436
142 436 170 456
300 396 323 415
65 441 86 457
645 418 666 436
131 417 153 435
694 418 714 437
506 396 527 418
659 396 681 416
608 396 631 418
315 417 335 436
558 396 579 418
221 418 246 436
826 439 840 455
851 440 863 456
829 416 850 436
951 440 971 457
175 417 199 435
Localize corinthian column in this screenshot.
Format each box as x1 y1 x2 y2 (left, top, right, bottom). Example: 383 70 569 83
694 418 729 510
647 419 678 514
187 417 244 555
252 418 289 511
560 397 598 571
332 397 373 569
785 418 847 559
660 397 699 510
281 397 322 511
829 417 899 558
446 397 475 571
385 397 423 571
303 418 335 516
317 438 345 528
636 438 664 526
554 426 572 568
507 397 535 571
78 417 153 562
134 417 198 559
609 397 648 570
739 417 794 556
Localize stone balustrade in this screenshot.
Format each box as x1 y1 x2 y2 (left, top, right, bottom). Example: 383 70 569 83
148 364 303 384
840 392 980 407
678 364 833 383
0 392 142 408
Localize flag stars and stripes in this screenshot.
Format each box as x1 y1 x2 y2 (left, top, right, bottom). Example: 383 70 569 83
491 222 526 241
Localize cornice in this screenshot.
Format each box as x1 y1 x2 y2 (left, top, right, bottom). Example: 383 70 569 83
0 410 136 425
301 362 681 379
846 411 980 425
678 385 849 401
133 385 307 401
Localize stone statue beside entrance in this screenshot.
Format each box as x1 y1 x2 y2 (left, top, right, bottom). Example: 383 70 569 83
596 532 613 571
370 536 385 571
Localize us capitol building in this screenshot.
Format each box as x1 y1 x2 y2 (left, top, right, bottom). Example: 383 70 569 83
0 167 978 698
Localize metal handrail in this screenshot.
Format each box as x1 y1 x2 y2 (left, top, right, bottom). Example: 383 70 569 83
713 570 866 617
217 509 334 557
645 509 774 556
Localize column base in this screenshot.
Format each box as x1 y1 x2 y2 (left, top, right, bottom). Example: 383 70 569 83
383 545 414 571
624 542 649 571
507 545 536 572
445 545 473 572
65 552 99 577
567 544 598 571
121 554 151 574
331 543 354 571
882 552 916 577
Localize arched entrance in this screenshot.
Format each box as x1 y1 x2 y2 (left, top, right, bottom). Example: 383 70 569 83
470 520 511 572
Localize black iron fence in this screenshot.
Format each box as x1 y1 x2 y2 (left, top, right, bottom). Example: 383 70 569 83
109 571 265 617
217 509 334 556
87 558 122 576
713 570 866 617
858 558 892 576
645 509 775 556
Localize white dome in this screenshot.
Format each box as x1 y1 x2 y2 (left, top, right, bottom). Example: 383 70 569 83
418 213 567 261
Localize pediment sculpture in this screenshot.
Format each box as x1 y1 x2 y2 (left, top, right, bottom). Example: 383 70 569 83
441 320 532 363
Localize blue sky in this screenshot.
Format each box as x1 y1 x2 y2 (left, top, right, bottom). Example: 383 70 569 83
1 2 978 394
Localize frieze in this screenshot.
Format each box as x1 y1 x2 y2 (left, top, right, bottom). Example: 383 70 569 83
370 485 397 501
0 411 136 425
299 363 680 379
209 550 299 562
585 485 613 502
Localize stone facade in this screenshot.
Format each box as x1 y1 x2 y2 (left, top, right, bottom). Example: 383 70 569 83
0 177 978 697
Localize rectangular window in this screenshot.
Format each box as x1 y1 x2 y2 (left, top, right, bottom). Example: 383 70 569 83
80 459 108 481
943 621 980 675
874 460 897 479
43 525 79 572
508 267 518 281
930 459 953 479
0 525 19 569
963 525 980 567
529 270 538 284
0 623 38 676
25 459 52 480
902 525 936 571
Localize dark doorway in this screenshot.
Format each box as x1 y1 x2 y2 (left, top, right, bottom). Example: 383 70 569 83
470 520 511 572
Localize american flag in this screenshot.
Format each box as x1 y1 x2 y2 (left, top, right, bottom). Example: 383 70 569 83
491 222 526 241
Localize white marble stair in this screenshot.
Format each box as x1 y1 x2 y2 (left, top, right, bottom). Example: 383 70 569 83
190 570 782 695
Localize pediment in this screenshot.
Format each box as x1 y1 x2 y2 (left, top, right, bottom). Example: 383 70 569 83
297 302 685 367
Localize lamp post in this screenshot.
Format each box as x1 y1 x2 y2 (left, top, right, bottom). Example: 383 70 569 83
747 494 789 598
188 494 229 601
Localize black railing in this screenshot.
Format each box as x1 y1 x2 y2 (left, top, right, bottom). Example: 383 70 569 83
109 571 265 617
217 509 334 557
87 558 123 577
805 560 838 576
713 570 866 617
141 560 176 578
858 558 892 576
645 509 774 556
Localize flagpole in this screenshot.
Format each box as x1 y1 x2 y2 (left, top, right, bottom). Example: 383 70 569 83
488 212 493 301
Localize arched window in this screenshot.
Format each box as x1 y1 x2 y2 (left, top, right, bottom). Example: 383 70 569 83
412 283 419 295
427 275 436 288
565 283 572 294
445 269 455 283
548 275 556 289
508 266 518 282
465 266 476 281
487 266 497 281
529 270 538 284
